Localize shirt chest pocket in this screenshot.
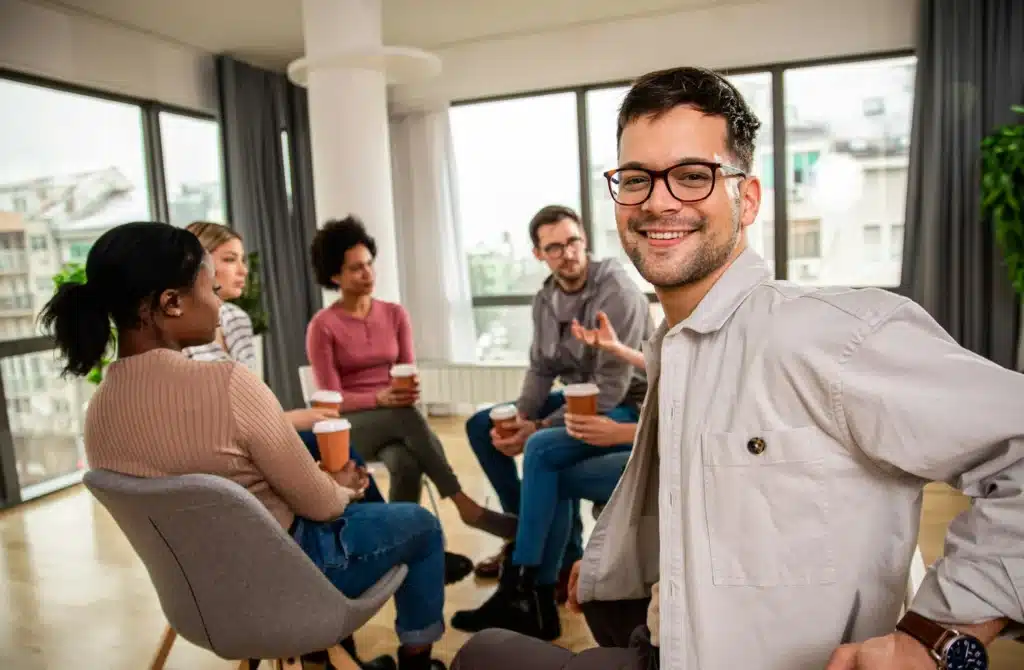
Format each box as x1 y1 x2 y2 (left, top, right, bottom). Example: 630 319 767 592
701 426 836 587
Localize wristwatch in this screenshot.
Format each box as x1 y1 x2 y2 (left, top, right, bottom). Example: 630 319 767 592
896 611 989 670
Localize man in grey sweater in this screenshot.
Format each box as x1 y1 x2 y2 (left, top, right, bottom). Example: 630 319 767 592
458 204 653 638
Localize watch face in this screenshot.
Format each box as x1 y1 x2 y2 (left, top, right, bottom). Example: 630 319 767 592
944 636 988 670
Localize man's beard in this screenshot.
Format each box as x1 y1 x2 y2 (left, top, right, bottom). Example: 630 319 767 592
624 208 741 289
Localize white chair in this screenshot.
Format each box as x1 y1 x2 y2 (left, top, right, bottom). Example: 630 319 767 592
297 365 441 519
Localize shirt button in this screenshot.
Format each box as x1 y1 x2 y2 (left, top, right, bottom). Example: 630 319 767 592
747 437 766 455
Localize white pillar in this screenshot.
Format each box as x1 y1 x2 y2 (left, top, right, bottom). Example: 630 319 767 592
295 0 409 304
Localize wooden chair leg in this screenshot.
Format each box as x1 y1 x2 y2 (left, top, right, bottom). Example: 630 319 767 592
150 625 176 670
274 658 301 670
237 661 260 670
326 645 362 670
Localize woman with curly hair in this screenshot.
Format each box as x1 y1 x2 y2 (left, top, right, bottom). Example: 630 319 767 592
307 216 516 541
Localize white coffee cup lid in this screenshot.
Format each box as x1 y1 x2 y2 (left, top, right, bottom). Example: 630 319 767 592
311 390 342 403
391 363 418 377
563 382 600 397
313 418 351 433
489 404 517 420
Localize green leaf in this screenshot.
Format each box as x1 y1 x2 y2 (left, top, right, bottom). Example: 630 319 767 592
985 105 1024 296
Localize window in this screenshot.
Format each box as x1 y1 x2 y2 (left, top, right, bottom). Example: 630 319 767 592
451 93 582 361
789 219 822 259
0 77 152 345
159 112 226 227
472 306 534 363
585 72 776 290
863 224 882 262
890 223 905 261
451 92 581 300
784 56 914 286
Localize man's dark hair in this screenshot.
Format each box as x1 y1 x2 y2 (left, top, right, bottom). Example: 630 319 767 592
528 205 582 248
310 215 378 289
617 66 762 172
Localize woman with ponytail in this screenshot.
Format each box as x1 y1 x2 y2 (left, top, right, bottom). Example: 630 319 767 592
41 222 448 670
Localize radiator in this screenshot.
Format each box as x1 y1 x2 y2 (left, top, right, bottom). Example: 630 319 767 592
418 361 526 414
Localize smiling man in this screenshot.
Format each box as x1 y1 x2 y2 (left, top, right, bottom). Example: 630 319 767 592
452 67 1024 670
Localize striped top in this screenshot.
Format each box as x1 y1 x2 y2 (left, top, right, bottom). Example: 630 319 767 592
184 302 259 375
83 349 353 529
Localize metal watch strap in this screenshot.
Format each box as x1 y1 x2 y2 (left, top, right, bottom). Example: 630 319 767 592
897 610 956 666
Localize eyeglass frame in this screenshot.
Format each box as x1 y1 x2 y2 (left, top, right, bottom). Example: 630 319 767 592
602 160 747 206
538 235 585 259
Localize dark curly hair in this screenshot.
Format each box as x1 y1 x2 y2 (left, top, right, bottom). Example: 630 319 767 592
617 66 762 172
310 216 378 289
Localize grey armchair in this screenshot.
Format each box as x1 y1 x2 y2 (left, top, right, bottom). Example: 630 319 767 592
84 469 407 669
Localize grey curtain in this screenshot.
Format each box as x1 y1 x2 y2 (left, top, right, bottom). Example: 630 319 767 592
900 0 1024 370
217 56 320 408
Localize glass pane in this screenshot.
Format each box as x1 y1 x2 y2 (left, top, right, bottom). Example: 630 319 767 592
159 112 226 226
586 73 775 290
2 350 94 498
783 56 915 286
473 306 533 363
451 93 581 297
0 78 152 341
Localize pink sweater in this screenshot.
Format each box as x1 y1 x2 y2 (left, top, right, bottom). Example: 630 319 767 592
305 299 415 412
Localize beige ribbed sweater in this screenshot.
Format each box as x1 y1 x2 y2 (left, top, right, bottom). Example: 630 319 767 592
84 348 352 529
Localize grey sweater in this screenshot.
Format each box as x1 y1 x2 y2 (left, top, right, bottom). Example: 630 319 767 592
516 257 653 424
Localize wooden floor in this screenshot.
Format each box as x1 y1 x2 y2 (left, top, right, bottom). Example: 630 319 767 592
1 416 1021 669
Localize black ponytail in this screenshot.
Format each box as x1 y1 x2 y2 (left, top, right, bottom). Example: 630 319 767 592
39 282 112 378
38 221 206 378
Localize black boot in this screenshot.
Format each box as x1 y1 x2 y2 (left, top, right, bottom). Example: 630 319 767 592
449 564 561 641
397 647 446 670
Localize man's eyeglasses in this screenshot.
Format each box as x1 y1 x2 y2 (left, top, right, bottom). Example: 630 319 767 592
603 161 746 206
540 237 584 259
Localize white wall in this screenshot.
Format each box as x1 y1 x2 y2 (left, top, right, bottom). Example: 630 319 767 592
392 0 918 109
0 0 217 113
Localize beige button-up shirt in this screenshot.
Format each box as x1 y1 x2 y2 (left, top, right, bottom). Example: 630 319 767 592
577 247 1024 669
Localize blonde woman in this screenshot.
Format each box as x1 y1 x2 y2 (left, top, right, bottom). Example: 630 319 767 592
182 221 258 374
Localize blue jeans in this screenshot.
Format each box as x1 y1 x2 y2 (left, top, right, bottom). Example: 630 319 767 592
466 393 583 564
511 407 637 584
524 450 632 585
292 502 445 646
298 430 385 503
466 393 635 569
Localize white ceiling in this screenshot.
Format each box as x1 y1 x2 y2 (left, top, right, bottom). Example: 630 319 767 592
38 0 749 70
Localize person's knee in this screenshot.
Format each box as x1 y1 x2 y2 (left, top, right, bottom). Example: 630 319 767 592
394 502 444 551
465 409 493 452
523 428 563 468
453 629 573 670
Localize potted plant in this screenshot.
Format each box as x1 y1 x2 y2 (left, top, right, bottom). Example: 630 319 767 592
230 250 269 380
51 261 115 384
981 105 1024 369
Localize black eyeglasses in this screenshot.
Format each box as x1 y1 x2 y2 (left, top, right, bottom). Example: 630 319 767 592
540 236 584 259
603 160 746 206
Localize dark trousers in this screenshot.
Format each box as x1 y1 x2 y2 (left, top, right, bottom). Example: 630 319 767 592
451 598 656 670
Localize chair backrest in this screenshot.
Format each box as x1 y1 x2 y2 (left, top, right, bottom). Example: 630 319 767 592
84 469 356 659
298 365 316 405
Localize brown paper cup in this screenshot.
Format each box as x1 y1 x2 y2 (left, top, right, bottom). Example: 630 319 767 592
564 383 599 416
390 363 418 391
310 390 343 412
313 419 351 472
489 404 519 438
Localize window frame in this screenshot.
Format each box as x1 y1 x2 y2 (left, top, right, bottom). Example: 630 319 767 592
0 68 228 509
451 48 915 309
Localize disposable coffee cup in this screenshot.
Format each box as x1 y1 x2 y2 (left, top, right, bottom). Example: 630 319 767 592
390 363 418 391
310 390 343 412
489 404 519 438
313 418 351 472
564 383 599 416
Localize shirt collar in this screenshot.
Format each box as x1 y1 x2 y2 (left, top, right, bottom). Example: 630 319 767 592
644 247 772 377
